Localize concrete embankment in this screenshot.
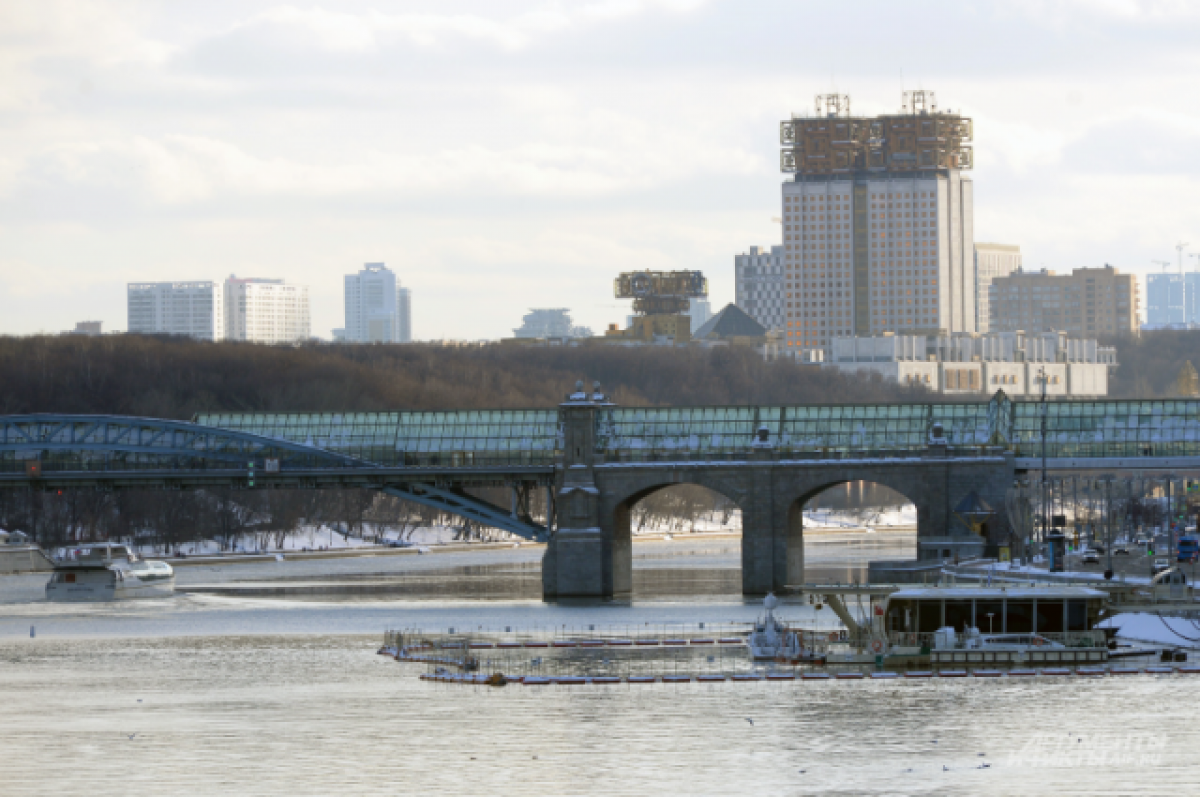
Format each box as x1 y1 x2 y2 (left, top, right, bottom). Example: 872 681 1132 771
168 541 544 568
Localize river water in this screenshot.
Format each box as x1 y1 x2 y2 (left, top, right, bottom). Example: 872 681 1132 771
1 532 1193 795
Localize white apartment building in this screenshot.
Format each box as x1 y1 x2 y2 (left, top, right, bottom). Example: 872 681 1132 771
974 242 1021 333
342 263 412 343
127 282 224 340
224 276 310 343
734 245 785 331
830 331 1116 397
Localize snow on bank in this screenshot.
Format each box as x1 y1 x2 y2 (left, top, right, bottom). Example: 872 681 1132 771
1099 613 1200 649
630 507 916 535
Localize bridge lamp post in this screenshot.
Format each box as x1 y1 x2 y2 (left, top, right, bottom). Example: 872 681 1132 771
1102 475 1115 580
1038 366 1048 561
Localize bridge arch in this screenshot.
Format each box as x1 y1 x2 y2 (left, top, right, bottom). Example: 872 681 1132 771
604 475 749 595
782 477 925 587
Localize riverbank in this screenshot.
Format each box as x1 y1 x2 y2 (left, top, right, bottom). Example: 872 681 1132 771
0 529 918 606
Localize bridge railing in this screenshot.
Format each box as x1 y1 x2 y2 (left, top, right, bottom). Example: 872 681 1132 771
886 630 1106 649
596 445 1002 464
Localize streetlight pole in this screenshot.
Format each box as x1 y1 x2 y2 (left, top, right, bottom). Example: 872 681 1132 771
1168 476 1175 563
1105 478 1114 578
1039 367 1048 561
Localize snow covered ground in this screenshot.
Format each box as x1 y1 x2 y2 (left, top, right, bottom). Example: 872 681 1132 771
1099 613 1200 649
630 506 916 536
47 506 917 557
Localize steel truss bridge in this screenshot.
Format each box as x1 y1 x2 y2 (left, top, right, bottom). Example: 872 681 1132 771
1 392 1198 540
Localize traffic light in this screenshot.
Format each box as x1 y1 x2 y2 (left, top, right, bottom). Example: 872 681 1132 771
247 460 255 488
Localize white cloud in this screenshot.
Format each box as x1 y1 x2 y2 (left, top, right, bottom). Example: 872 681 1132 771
224 1 706 54
1 0 1199 340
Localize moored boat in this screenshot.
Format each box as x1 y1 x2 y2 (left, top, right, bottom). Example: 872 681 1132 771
45 544 174 601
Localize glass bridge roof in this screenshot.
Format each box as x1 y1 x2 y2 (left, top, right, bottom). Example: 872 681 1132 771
195 394 1200 466
195 410 560 467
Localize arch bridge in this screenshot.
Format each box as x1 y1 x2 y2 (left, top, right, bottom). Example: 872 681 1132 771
2 391 1198 598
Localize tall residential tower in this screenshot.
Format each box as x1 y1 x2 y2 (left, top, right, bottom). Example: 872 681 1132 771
224 276 310 343
343 263 412 343
778 91 975 359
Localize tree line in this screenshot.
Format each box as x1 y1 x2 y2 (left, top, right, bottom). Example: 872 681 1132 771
0 334 949 547
0 333 942 418
1102 330 1200 398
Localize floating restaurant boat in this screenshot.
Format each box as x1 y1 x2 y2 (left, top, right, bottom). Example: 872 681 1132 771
45 544 174 601
801 585 1113 668
879 586 1112 667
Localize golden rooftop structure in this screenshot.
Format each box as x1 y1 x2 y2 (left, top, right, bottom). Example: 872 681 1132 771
779 90 973 176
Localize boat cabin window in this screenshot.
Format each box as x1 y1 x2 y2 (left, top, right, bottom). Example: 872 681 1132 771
973 600 1000 633
1006 601 1033 633
944 600 972 632
887 595 1099 634
918 601 941 633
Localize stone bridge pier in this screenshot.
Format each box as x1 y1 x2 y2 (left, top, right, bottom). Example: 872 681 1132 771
542 393 1016 600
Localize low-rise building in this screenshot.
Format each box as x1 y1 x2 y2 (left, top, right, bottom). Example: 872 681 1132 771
512 308 592 339
829 331 1116 397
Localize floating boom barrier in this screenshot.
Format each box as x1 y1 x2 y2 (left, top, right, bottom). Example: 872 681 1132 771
418 666 1200 686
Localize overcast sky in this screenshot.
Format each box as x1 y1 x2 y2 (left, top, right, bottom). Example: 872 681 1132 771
3 1 1199 339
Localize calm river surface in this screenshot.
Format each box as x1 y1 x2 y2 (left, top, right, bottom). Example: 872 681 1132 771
1 532 1192 796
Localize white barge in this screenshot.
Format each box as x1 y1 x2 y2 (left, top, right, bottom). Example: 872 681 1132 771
45 543 175 601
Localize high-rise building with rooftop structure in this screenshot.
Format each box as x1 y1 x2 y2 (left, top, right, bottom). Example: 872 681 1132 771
342 263 412 343
974 242 1021 333
778 90 975 360
734 245 785 331
989 265 1139 338
224 276 310 343
127 281 224 340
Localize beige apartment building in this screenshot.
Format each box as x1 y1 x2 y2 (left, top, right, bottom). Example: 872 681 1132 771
989 265 1139 338
777 91 976 360
974 242 1021 333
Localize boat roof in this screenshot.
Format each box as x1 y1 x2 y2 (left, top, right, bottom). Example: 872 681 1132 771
889 586 1107 600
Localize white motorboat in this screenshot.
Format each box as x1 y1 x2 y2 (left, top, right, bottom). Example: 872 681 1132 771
45 544 175 601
